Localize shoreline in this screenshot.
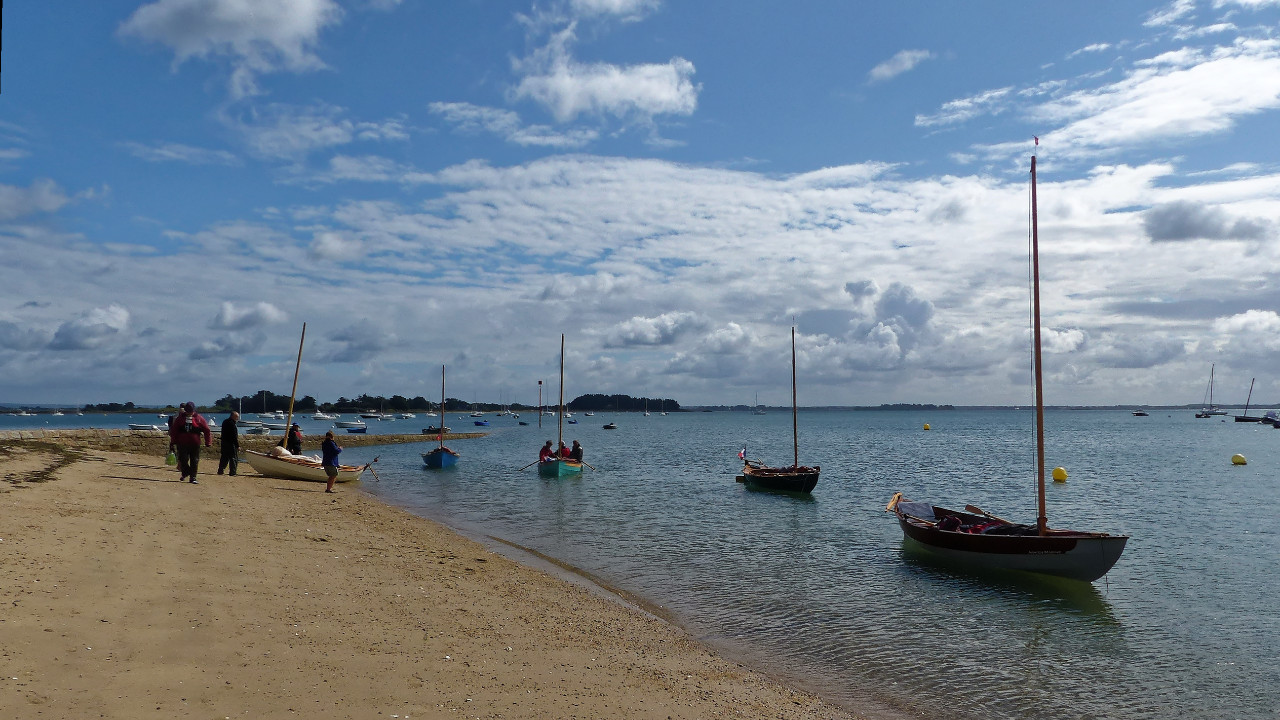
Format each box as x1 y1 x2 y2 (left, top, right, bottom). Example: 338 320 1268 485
0 439 862 719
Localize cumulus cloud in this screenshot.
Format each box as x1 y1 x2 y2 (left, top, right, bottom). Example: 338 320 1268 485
209 302 287 330
0 179 72 221
868 49 935 83
602 311 706 347
429 102 599 148
49 305 130 351
118 0 344 98
1143 200 1270 241
512 25 699 124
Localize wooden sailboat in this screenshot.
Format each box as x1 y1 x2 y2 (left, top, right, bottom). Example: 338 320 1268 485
1234 378 1262 422
422 365 460 468
244 323 375 483
539 334 584 477
1195 363 1226 418
886 154 1128 583
738 327 820 493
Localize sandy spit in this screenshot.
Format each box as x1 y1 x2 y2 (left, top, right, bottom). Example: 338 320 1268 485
0 444 861 720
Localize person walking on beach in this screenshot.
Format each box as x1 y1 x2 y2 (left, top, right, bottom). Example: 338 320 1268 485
218 410 240 475
169 401 212 484
322 430 342 493
286 423 303 455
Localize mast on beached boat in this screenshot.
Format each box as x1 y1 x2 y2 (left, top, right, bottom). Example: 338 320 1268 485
737 327 820 493
539 334 583 477
885 150 1128 583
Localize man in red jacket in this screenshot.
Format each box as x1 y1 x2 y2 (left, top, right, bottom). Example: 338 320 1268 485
168 401 212 484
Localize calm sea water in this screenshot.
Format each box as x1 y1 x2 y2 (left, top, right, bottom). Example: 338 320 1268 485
8 409 1277 719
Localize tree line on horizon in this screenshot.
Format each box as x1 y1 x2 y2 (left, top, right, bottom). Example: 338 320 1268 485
78 392 684 414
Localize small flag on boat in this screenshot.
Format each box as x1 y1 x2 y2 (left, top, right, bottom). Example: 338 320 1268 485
1034 135 1039 145
738 447 746 459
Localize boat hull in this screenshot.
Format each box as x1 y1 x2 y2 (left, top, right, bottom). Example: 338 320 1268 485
422 448 459 469
538 459 583 477
893 504 1127 582
740 464 820 493
244 450 366 483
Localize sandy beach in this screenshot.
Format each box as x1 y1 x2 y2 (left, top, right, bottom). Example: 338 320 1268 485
1 440 860 719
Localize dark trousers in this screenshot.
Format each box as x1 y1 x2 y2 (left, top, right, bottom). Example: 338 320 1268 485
218 446 238 475
176 445 202 478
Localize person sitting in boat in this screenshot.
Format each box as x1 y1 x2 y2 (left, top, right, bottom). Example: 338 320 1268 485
539 441 555 462
569 440 583 462
286 423 303 454
557 441 571 459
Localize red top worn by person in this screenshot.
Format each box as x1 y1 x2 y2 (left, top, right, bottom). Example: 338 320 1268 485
539 441 556 462
169 403 212 447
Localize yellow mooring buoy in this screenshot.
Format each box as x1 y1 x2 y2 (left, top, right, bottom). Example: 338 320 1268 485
1232 453 1248 466
1052 466 1068 482
923 423 931 431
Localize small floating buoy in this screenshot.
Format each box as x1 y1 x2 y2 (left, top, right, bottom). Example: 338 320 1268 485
1052 466 1068 482
923 423 931 431
1232 453 1247 465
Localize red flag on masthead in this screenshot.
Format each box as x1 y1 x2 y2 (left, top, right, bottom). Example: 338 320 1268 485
1034 136 1039 145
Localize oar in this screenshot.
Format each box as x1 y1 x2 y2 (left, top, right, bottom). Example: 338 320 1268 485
964 504 1011 523
581 461 596 471
365 456 381 482
517 460 540 471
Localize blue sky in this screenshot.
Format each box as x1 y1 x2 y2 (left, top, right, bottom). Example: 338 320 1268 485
3 0 1280 407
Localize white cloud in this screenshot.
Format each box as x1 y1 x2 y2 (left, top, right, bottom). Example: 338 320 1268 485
118 0 344 98
429 102 599 148
512 25 699 124
0 179 71 221
868 49 935 83
1146 0 1197 27
122 141 241 166
210 301 288 330
1067 43 1113 60
49 305 130 351
915 87 1013 127
1036 40 1280 155
602 311 706 347
226 103 408 160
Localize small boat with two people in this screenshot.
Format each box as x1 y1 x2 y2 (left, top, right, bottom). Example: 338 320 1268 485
537 335 584 478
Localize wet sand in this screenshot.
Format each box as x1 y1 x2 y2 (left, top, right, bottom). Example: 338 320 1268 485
0 443 860 719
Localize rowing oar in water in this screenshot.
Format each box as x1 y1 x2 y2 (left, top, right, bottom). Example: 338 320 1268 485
517 460 539 471
366 456 381 481
581 461 596 471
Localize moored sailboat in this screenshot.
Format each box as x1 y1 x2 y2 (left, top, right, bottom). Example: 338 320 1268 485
423 365 460 469
738 327 820 493
1195 363 1226 418
886 152 1127 583
1234 378 1262 422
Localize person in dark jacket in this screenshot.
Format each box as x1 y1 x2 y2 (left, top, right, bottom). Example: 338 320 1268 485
218 411 240 475
168 401 212 484
569 440 583 462
286 423 303 455
321 430 342 493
